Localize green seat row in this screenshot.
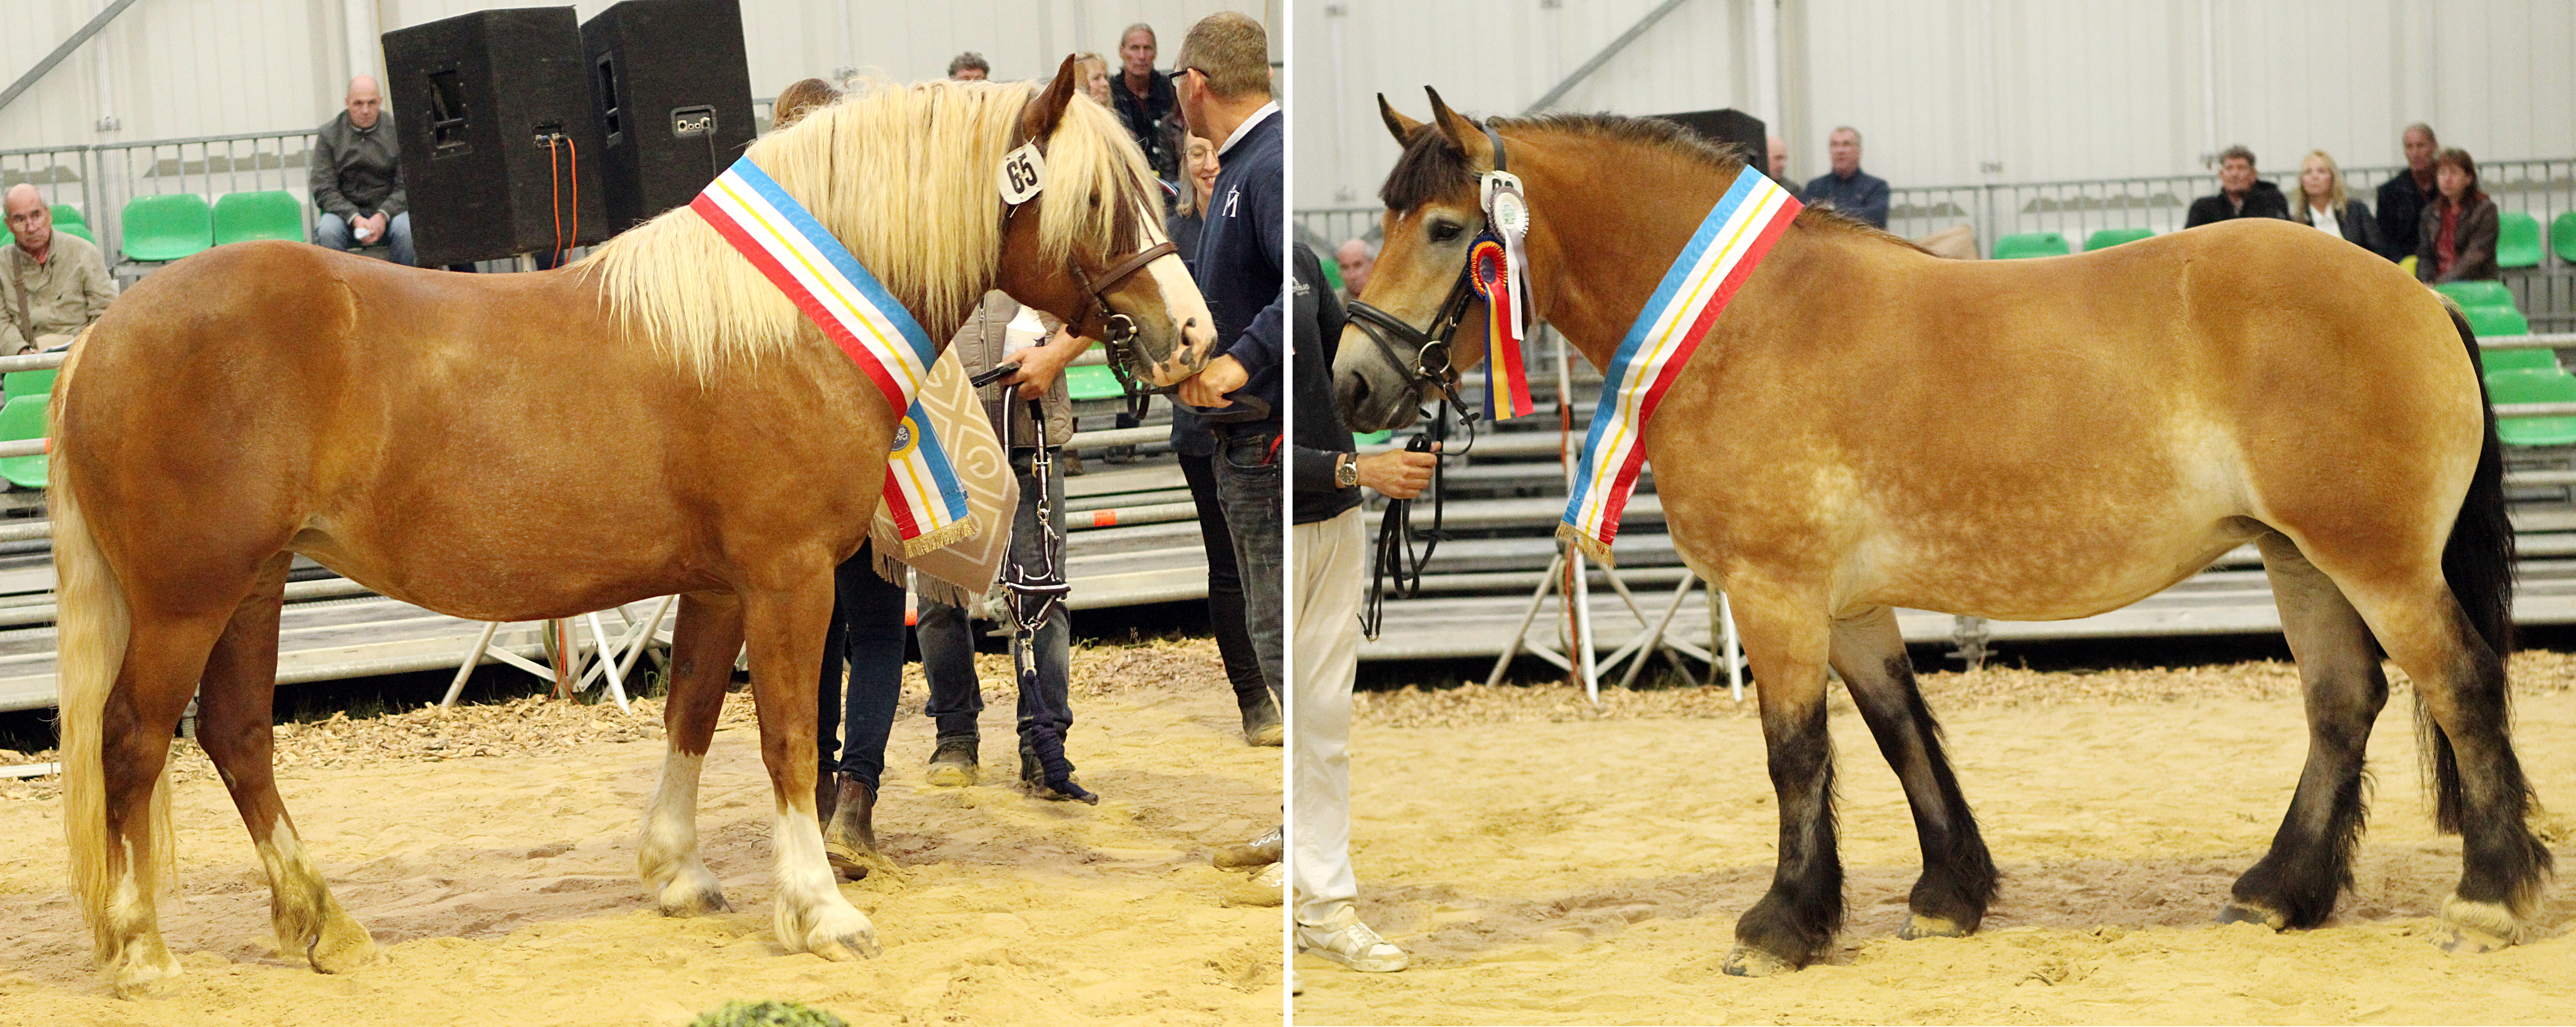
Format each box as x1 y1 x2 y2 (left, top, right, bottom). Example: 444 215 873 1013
1991 232 2068 260
2487 368 2576 448
2499 211 2543 269
2084 227 2154 250
50 204 82 227
0 395 45 490
2435 280 2513 309
2556 211 2576 265
2484 349 2556 374
1062 365 1126 403
120 190 308 264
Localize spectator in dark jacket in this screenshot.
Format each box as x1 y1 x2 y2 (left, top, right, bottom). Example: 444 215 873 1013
2289 150 2381 253
2417 148 2501 283
2185 146 2290 227
311 76 412 266
1110 23 1180 182
2376 124 2440 262
1799 127 1888 228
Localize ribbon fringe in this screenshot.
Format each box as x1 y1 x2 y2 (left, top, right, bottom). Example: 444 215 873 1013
900 514 978 559
1556 523 1617 567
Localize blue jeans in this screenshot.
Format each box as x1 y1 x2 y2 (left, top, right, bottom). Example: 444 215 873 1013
916 448 1073 759
1181 451 1270 712
815 542 910 791
1212 427 1283 700
314 211 415 267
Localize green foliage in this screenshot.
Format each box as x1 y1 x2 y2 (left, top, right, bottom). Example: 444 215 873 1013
688 1000 850 1027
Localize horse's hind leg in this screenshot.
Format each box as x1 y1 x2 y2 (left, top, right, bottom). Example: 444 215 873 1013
2221 533 2390 930
1828 607 1997 940
2311 553 2550 949
640 591 745 916
195 554 376 973
94 607 235 994
1722 583 1841 977
740 575 878 961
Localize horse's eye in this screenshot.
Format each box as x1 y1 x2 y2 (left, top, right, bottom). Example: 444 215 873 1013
1428 222 1463 244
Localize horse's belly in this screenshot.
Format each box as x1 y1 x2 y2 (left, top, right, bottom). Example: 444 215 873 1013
1846 514 2264 621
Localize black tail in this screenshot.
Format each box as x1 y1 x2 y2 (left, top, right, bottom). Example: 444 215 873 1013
2424 305 2517 833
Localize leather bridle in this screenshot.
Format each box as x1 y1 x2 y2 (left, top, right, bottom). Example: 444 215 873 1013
1003 100 1182 411
1343 124 1515 415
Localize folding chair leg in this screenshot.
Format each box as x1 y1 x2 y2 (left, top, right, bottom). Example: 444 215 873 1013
442 621 503 708
585 611 631 714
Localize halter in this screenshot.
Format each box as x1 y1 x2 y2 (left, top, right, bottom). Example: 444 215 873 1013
1343 124 1519 415
1002 101 1181 418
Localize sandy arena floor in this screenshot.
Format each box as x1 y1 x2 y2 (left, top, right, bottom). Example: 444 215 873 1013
1296 653 2576 1025
0 638 1284 1027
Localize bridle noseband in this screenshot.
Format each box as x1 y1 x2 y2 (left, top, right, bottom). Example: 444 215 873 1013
1344 124 1516 414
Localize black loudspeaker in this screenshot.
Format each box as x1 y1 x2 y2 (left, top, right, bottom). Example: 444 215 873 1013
382 7 608 267
581 0 755 235
1654 109 1766 168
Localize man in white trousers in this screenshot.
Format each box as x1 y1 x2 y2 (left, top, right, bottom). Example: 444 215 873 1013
1286 241 1437 978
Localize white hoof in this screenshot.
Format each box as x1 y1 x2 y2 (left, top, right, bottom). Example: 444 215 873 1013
647 856 730 916
779 895 880 961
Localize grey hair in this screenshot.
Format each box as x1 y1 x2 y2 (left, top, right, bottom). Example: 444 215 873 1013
946 51 989 77
1122 22 1156 44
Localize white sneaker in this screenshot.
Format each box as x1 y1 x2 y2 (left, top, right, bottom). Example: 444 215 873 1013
1295 908 1408 972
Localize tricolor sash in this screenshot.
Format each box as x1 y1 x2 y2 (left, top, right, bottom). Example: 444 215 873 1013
692 158 976 556
1558 166 1802 562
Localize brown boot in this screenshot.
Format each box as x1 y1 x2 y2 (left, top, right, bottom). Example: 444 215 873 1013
822 774 877 880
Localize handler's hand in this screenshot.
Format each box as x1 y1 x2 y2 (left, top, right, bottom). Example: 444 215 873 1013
1177 355 1248 409
1004 327 1091 399
1357 443 1440 499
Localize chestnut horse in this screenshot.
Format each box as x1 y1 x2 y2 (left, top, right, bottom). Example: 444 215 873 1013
55 60 1214 996
1337 92 2547 974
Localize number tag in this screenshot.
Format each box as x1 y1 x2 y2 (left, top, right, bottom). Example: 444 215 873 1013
997 142 1046 205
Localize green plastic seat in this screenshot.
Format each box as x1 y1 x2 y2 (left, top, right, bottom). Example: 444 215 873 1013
2496 211 2543 269
2482 348 2557 373
2553 212 2576 265
55 224 93 245
211 191 305 245
0 395 45 490
1062 365 1125 402
49 204 83 227
2485 369 2576 447
1992 232 2069 260
2464 304 2531 338
118 193 213 263
2083 227 2153 251
2433 280 2513 309
3 368 56 401
1353 430 1392 447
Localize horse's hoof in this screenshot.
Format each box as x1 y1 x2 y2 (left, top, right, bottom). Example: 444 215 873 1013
810 932 882 961
106 939 184 999
2439 895 2524 952
305 911 379 974
1721 945 1794 977
2215 902 2286 930
1897 914 1968 940
657 885 732 917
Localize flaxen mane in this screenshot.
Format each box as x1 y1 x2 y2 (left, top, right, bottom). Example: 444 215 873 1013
1382 111 1923 252
576 78 1160 377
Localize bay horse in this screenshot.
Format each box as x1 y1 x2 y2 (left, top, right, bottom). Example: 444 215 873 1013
1337 91 2548 975
55 58 1214 997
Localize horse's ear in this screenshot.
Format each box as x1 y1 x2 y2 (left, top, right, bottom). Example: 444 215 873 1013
1425 87 1494 169
1026 54 1080 140
1379 93 1425 144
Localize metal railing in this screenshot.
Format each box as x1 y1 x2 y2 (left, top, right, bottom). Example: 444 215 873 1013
1 129 320 263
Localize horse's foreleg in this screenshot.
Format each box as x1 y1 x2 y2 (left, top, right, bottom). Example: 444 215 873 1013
741 577 879 960
2224 533 2390 930
95 609 233 996
1829 606 1996 940
2335 570 2551 951
640 591 744 916
1724 586 1840 977
198 554 377 974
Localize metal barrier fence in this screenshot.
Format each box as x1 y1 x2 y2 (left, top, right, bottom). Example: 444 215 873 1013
1299 158 2576 261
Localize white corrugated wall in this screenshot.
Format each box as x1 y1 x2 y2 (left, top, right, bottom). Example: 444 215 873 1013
1298 0 2575 208
0 0 1266 150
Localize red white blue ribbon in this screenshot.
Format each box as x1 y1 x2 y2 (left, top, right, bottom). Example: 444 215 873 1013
1560 166 1802 559
1469 237 1534 420
692 157 974 553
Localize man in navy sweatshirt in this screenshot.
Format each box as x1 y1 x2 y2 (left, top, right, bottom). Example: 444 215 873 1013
1174 11 1285 715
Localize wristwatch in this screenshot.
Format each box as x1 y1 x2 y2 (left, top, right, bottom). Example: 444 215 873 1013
1335 452 1359 488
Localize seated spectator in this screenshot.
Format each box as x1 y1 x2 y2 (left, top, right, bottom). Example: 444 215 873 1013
1766 134 1791 189
1075 53 1113 107
1169 133 1219 275
311 75 413 266
1110 23 1180 182
1334 238 1374 302
2289 150 2380 253
0 184 114 354
2184 145 2288 227
2415 148 2501 283
2376 124 2440 262
947 52 989 81
1799 127 1888 228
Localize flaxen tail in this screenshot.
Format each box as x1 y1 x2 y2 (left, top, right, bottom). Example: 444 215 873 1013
49 340 160 961
2424 303 2517 834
